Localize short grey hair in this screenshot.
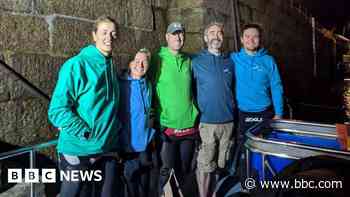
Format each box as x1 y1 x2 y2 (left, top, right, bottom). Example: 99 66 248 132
204 21 224 35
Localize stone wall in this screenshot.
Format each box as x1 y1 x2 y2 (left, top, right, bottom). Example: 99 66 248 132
0 0 337 148
168 0 335 103
0 0 168 148
239 0 336 103
167 0 339 122
168 0 237 53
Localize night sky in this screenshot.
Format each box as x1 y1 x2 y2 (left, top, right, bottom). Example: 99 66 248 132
303 0 350 32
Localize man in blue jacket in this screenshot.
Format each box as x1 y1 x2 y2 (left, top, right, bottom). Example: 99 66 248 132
230 23 284 180
192 21 235 197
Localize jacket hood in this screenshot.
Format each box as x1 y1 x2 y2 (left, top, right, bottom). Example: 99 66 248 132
198 49 230 58
159 46 185 58
238 48 267 58
80 44 116 99
79 44 111 63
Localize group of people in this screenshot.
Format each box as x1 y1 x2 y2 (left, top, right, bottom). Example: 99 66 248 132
48 15 283 197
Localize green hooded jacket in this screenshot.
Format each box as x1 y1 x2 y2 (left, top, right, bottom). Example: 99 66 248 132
48 44 120 156
150 47 198 129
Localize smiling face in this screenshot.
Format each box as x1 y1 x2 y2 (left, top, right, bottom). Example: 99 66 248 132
166 31 185 54
241 27 260 53
204 24 224 53
129 52 149 79
92 21 117 56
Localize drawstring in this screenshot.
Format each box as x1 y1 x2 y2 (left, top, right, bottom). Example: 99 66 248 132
111 59 116 99
105 64 110 99
105 58 114 100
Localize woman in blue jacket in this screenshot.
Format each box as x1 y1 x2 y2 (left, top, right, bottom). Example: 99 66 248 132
118 48 155 197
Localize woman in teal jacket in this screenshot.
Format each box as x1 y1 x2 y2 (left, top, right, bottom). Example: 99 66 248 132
48 16 121 197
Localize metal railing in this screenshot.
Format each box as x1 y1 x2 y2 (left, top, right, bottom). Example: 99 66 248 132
0 140 58 197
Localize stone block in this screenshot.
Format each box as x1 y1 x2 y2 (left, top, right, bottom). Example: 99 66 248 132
168 7 236 37
154 9 167 33
0 98 51 146
113 27 137 54
4 52 65 99
15 98 51 145
168 8 205 33
183 33 204 54
37 0 126 25
289 9 309 25
251 10 269 26
238 4 253 25
126 0 154 31
0 0 33 13
168 0 203 9
274 13 296 32
0 101 17 143
264 2 282 18
270 0 283 10
203 8 226 26
114 53 132 74
134 30 161 53
202 0 233 15
225 37 239 52
0 70 11 102
50 16 93 56
151 0 168 9
0 13 49 53
239 0 267 13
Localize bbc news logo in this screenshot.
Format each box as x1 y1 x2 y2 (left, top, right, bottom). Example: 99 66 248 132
8 169 102 183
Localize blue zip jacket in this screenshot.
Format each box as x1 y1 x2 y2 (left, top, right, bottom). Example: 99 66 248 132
230 48 283 116
192 49 235 123
118 73 155 152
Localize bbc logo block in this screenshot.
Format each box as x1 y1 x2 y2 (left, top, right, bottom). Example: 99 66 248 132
8 169 22 183
8 169 56 183
8 168 102 183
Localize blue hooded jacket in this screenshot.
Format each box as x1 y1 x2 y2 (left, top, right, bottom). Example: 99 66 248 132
230 48 283 116
118 73 155 152
192 49 235 123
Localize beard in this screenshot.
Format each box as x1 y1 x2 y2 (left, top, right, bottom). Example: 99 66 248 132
209 39 223 50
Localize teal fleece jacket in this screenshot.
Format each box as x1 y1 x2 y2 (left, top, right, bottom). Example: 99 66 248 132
48 45 120 156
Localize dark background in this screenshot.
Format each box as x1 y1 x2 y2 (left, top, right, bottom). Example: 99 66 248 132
304 0 350 32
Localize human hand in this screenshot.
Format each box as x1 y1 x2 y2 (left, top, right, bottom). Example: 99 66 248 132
273 115 282 120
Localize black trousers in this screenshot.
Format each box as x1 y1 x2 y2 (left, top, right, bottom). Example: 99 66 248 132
233 108 274 181
58 154 122 197
159 136 196 195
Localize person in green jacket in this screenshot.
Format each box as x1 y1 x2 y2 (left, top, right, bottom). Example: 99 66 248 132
149 22 199 196
48 16 121 197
